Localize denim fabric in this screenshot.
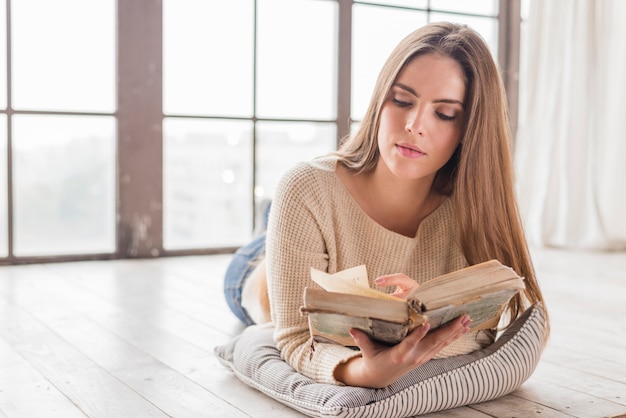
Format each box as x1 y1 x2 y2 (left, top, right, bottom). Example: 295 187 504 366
223 200 271 326
223 233 266 326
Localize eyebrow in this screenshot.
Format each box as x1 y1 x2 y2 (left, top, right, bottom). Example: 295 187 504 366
393 82 465 109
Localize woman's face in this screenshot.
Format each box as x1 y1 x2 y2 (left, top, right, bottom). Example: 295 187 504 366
377 53 466 183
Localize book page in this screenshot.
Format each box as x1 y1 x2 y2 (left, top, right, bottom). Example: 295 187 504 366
310 265 400 300
310 265 368 291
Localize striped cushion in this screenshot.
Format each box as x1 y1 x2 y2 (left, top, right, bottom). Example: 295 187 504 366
214 304 546 418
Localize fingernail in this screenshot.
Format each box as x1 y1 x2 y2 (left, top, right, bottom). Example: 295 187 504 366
374 277 384 284
422 323 431 333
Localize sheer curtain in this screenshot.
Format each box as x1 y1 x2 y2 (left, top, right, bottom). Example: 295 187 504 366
515 0 626 250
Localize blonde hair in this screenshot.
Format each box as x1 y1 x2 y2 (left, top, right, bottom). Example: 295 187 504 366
335 22 548 333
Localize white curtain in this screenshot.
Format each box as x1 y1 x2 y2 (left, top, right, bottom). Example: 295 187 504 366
516 0 626 250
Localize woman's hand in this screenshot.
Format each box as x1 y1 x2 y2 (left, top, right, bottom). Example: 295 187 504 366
374 273 420 299
333 314 471 388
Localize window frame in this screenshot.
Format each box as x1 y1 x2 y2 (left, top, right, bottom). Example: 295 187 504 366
1 0 521 264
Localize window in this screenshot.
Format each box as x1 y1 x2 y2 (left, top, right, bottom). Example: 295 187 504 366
352 1 499 120
0 0 520 263
2 0 116 261
162 0 338 250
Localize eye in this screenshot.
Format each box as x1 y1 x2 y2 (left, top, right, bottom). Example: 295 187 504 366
392 98 411 107
436 111 456 121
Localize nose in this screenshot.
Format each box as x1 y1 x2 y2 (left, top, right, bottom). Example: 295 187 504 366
405 107 425 136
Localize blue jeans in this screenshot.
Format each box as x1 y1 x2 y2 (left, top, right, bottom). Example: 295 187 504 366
223 199 271 326
223 233 266 326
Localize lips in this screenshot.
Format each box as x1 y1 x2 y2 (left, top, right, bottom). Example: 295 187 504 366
396 143 425 158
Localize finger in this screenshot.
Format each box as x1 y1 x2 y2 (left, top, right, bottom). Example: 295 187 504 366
348 328 377 357
381 322 434 366
451 314 472 330
422 315 471 348
395 322 431 355
439 314 471 335
375 275 419 299
374 273 416 289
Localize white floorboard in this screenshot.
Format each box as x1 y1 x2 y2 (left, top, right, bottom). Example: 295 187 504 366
0 247 625 417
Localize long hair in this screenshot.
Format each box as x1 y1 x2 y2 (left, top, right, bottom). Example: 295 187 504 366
334 22 548 332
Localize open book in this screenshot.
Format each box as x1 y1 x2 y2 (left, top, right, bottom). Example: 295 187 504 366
300 260 525 346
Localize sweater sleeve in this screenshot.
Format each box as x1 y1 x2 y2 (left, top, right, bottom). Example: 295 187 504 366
265 162 361 385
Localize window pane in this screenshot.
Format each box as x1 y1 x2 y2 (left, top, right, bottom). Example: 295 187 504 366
0 0 6 110
163 0 254 117
256 121 336 201
257 0 337 119
430 0 498 15
12 115 116 256
430 14 498 59
163 118 253 249
0 115 6 256
11 0 115 112
352 5 427 120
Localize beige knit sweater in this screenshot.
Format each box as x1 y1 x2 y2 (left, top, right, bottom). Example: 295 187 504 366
265 157 494 385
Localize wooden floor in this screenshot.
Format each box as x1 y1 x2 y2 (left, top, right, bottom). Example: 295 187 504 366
0 247 625 418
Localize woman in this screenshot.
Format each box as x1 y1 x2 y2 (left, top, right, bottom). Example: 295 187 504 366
223 22 548 388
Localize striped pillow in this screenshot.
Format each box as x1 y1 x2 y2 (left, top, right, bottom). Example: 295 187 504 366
214 304 546 418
